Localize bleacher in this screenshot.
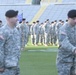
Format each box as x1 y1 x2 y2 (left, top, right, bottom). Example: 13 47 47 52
39 3 76 22
0 0 26 4
0 0 76 23
62 0 76 3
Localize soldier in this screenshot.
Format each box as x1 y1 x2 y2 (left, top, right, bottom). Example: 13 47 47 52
64 19 68 25
56 9 76 75
44 19 50 46
0 10 21 75
61 21 64 25
56 20 62 43
53 20 57 45
50 21 57 45
25 21 30 45
16 21 22 31
49 22 53 45
35 20 40 45
30 22 36 45
39 23 45 45
19 18 26 50
0 20 3 28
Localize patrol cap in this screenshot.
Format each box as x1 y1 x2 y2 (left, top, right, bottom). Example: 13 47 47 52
5 10 18 18
68 9 76 18
66 19 68 22
41 23 43 24
54 20 57 22
33 22 35 24
26 21 28 23
36 20 39 23
51 21 54 23
22 18 26 21
0 20 2 23
59 20 62 22
46 19 49 21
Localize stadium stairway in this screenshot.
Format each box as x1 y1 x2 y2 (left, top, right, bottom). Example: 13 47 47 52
30 5 48 24
58 0 62 3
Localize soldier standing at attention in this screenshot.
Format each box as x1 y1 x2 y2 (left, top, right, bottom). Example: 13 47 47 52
45 19 50 46
53 20 57 46
0 10 21 75
19 18 26 50
39 23 45 45
56 20 62 43
25 21 30 46
30 22 36 45
56 9 76 75
35 20 40 45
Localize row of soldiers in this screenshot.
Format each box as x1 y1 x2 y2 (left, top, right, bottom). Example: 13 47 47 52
16 18 68 49
30 19 68 46
0 18 68 48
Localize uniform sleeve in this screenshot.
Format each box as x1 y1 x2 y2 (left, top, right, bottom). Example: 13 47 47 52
0 31 6 68
59 29 76 53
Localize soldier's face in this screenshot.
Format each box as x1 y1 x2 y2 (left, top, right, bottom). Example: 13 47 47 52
69 17 76 25
7 16 18 25
22 20 25 24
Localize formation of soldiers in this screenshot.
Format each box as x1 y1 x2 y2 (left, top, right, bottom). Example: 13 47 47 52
30 19 67 46
16 18 68 49
0 18 68 48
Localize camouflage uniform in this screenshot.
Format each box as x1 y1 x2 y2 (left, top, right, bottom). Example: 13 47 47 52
56 23 76 75
39 24 45 44
50 23 57 45
45 22 50 45
56 22 62 41
0 25 21 75
30 24 36 45
19 24 26 49
24 24 29 45
35 23 40 45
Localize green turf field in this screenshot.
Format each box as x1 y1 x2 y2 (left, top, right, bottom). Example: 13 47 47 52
20 46 58 75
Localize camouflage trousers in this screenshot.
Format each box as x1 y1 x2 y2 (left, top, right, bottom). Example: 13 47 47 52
21 36 26 50
0 67 20 75
57 62 76 75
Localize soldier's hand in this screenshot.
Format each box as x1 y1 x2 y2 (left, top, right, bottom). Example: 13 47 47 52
0 68 5 72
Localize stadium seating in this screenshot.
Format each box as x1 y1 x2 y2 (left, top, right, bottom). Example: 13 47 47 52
0 0 76 24
39 4 76 22
0 0 26 4
62 0 76 3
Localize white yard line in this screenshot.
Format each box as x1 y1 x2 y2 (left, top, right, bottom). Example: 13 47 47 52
28 49 58 52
